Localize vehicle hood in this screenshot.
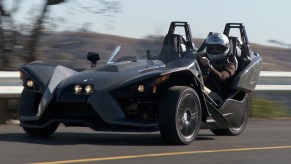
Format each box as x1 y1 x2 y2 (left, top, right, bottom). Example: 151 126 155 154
57 60 165 92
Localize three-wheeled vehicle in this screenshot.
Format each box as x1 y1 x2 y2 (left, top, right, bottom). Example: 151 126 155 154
19 22 262 145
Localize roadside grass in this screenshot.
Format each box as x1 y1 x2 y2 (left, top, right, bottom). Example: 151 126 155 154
250 97 290 118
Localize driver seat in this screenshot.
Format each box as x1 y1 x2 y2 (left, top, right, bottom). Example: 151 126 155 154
228 37 242 71
225 37 245 97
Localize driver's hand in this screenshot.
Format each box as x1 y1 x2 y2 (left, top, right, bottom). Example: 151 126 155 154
200 57 210 67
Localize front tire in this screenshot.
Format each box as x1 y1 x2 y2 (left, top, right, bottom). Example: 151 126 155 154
158 86 202 145
22 123 59 137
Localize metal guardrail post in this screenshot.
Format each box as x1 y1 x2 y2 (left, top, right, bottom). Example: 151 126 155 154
0 98 9 124
0 71 21 124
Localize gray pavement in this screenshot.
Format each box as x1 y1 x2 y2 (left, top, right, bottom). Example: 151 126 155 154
0 119 291 164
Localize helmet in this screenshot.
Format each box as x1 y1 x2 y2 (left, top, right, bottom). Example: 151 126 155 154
205 33 230 61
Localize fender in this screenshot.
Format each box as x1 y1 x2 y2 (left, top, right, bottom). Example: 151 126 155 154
19 62 76 121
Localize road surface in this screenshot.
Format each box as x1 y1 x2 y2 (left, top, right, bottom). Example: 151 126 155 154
0 119 291 164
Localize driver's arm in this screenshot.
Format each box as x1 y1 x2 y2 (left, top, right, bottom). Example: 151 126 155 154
209 63 236 81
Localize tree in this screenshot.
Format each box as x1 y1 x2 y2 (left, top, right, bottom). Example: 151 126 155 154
25 0 65 62
0 0 121 70
0 0 21 69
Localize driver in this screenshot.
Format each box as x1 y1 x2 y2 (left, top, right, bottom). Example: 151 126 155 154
199 33 236 105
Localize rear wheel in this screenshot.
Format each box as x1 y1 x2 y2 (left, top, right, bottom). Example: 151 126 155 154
22 123 59 137
211 94 249 136
158 86 202 145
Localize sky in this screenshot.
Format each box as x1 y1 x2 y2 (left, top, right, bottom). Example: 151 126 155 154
9 0 291 47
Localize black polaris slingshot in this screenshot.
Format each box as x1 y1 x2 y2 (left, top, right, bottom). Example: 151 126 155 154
19 22 262 145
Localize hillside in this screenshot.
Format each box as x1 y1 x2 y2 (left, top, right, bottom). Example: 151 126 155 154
251 45 291 71
35 32 291 71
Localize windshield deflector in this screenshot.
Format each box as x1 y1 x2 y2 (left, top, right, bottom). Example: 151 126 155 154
107 46 121 64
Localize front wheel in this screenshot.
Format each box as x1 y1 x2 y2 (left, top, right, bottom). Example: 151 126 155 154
22 123 59 137
158 86 202 145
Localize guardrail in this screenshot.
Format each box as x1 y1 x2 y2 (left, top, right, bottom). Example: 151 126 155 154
255 71 291 92
0 71 22 98
0 71 291 123
1 71 291 97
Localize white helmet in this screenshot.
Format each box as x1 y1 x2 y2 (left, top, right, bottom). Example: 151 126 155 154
206 33 230 61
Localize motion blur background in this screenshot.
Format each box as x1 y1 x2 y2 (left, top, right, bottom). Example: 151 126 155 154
0 0 290 122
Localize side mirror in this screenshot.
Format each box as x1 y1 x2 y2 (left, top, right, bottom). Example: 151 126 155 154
87 52 100 68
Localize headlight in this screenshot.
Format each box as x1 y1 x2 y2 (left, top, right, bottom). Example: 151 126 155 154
27 80 34 88
85 85 93 94
74 85 82 94
137 84 145 93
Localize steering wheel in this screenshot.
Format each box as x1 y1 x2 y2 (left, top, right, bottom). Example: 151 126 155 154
197 54 210 79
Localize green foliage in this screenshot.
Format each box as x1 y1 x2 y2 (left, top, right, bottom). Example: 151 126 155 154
250 97 290 118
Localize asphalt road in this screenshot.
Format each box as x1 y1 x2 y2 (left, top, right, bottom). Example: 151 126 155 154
1 119 291 164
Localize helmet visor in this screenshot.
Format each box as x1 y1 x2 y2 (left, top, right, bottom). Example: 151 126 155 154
206 45 227 54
